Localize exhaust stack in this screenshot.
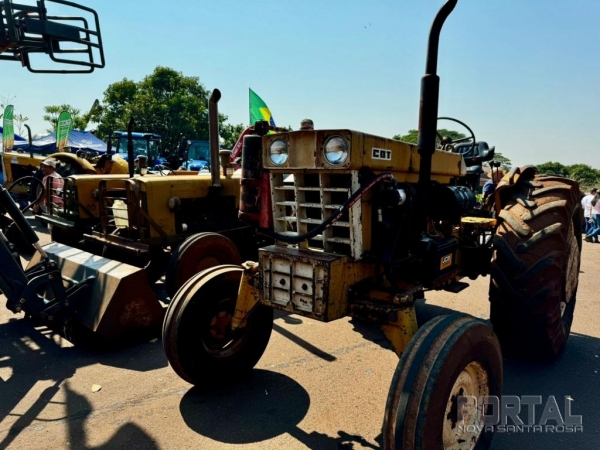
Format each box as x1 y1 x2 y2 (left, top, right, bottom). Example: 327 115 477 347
418 0 457 184
208 89 222 187
417 0 458 223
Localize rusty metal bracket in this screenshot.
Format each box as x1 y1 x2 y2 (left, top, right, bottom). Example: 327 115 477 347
231 261 261 331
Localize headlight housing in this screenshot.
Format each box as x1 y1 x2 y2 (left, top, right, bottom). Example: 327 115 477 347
269 139 289 166
324 136 349 165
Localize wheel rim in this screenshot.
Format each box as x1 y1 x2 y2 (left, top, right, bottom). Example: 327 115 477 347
203 296 247 358
443 361 490 450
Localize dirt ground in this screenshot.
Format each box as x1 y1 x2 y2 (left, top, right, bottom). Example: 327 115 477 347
1 217 599 449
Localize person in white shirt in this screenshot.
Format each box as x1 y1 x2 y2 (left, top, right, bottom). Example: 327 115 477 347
585 191 600 242
581 188 597 236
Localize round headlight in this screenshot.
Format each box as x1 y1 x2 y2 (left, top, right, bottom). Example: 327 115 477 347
269 139 289 165
324 136 349 165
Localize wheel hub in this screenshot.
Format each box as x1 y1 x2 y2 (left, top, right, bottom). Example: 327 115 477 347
443 361 490 450
210 311 232 340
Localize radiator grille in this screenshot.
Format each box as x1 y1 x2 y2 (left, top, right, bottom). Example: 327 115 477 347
270 171 362 259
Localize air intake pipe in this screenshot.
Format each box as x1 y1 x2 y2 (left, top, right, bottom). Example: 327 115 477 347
208 89 221 188
417 0 458 228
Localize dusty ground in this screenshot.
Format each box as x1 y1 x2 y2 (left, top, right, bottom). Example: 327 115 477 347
0 217 598 449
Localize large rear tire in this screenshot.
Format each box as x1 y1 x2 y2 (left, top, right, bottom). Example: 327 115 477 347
383 314 503 450
162 265 273 387
164 232 242 298
489 174 582 360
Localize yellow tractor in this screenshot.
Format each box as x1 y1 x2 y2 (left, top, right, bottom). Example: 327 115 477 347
161 1 582 449
40 91 272 296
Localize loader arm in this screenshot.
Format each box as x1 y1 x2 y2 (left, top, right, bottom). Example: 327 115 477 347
0 0 104 73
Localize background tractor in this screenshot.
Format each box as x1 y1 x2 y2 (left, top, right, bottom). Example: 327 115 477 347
161 1 582 449
39 91 271 297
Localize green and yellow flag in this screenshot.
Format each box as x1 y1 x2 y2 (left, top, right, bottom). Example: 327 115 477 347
56 110 73 151
3 105 14 150
249 88 276 127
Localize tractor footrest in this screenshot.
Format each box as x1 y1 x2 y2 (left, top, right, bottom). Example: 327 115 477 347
443 281 470 293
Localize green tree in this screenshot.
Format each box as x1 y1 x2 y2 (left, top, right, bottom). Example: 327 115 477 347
393 128 466 145
43 104 86 132
536 161 569 177
220 122 246 149
90 66 240 155
487 152 512 171
566 164 600 189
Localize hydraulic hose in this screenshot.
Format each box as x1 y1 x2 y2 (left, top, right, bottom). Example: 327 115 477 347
259 173 393 244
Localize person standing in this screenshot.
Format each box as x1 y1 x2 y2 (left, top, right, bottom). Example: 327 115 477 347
482 168 505 201
581 188 597 236
32 158 64 214
585 191 600 242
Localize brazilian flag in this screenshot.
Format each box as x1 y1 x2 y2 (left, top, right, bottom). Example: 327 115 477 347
249 88 276 127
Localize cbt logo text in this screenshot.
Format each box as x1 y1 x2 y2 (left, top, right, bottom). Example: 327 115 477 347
458 395 583 433
371 148 392 161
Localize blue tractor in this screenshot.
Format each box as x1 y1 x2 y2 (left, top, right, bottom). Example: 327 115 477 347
178 140 210 172
112 131 167 169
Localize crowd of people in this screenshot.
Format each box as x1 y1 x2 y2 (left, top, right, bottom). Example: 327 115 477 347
582 188 600 243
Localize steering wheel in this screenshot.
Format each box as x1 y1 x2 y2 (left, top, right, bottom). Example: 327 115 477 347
436 116 477 157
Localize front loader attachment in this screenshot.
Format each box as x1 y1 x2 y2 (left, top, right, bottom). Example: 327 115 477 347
28 242 165 340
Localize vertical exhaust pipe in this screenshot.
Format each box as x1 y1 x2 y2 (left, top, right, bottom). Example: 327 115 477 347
127 117 135 178
24 124 33 158
208 89 221 188
417 0 458 226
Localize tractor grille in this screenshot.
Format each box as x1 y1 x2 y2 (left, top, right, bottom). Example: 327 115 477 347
270 171 362 259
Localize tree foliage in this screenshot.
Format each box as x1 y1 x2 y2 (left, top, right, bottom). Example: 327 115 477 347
393 128 466 145
220 122 246 149
535 161 569 177
487 152 512 171
43 104 87 132
565 164 599 189
89 66 240 154
395 128 514 171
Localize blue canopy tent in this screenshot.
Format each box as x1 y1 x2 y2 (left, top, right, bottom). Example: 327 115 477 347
30 130 108 155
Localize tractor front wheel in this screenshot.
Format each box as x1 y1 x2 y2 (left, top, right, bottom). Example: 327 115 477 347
162 265 273 387
382 314 503 450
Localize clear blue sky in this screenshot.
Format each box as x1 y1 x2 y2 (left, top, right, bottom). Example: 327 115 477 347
2 0 599 168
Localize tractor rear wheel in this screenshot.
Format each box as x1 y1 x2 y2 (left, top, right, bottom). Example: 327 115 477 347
164 232 242 298
162 265 273 387
383 314 503 450
489 174 582 360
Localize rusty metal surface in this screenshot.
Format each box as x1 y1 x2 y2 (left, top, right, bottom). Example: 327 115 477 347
259 245 375 322
39 242 165 339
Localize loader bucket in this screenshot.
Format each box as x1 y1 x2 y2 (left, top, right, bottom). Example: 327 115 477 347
28 243 165 340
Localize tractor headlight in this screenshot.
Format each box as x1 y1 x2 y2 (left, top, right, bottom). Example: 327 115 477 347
269 140 289 166
324 136 349 165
